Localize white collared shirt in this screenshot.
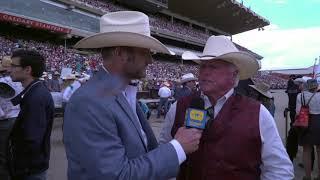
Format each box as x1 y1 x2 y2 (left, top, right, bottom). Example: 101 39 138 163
101 66 186 164
62 80 81 103
159 88 294 180
0 76 23 120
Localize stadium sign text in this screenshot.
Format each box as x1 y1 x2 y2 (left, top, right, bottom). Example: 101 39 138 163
0 13 71 34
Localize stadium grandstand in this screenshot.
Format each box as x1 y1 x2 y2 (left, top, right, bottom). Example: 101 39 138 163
0 0 270 88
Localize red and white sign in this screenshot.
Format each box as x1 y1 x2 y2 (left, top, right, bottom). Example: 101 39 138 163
0 12 71 34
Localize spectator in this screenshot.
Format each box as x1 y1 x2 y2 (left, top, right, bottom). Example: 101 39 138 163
157 81 171 118
296 79 320 180
0 56 23 180
8 49 54 180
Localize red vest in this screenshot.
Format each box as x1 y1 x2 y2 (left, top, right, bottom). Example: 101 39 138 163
171 94 262 180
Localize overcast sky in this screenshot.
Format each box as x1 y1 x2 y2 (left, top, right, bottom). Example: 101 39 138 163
233 0 320 70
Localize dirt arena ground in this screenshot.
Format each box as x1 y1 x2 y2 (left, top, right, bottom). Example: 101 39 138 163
47 90 315 179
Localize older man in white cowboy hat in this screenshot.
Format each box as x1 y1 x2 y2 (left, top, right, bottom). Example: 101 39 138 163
174 73 198 101
63 11 203 180
159 35 294 180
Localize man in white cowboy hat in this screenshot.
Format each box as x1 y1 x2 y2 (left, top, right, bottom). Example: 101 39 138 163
63 11 203 180
249 82 276 117
47 71 61 92
174 73 198 101
0 56 23 180
160 35 293 179
62 74 84 109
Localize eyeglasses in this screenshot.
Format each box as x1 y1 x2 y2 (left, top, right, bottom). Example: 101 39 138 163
10 63 22 67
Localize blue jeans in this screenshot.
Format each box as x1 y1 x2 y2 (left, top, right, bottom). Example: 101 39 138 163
24 171 47 180
157 97 169 118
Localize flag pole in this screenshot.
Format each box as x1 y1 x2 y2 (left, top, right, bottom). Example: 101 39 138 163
313 58 318 78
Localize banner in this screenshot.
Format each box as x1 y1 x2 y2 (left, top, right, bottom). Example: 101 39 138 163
0 12 71 34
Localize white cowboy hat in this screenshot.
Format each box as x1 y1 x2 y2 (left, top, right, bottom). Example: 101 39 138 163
180 73 197 84
74 11 174 55
182 36 259 80
62 74 76 80
249 82 273 98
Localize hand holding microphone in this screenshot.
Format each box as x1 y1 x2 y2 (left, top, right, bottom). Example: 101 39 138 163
174 97 207 154
174 127 202 154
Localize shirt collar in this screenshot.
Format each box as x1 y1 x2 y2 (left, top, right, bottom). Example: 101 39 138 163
203 88 234 109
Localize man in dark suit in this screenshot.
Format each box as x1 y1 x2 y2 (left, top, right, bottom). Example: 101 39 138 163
63 11 203 180
8 49 54 180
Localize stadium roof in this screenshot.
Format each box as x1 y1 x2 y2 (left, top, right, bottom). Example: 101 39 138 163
168 0 270 35
267 66 314 75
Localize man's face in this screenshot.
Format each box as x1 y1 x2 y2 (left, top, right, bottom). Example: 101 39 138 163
123 47 153 79
9 57 29 82
199 60 238 95
185 80 196 90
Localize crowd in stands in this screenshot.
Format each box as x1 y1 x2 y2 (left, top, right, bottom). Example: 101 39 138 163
71 0 210 41
0 35 287 89
252 74 287 89
0 36 101 73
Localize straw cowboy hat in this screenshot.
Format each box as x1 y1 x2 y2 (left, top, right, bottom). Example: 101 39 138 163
53 71 60 76
0 82 15 99
306 79 318 90
180 73 197 84
74 11 174 55
0 56 12 72
62 74 77 80
249 82 273 99
182 36 259 80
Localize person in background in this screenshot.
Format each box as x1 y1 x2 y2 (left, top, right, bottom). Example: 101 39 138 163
174 73 197 101
47 71 61 92
286 74 301 126
296 79 320 180
0 56 23 180
235 78 255 96
249 82 276 117
8 49 54 180
157 81 172 118
62 75 85 110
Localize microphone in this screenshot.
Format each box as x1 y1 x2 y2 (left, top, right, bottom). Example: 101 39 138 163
185 97 207 129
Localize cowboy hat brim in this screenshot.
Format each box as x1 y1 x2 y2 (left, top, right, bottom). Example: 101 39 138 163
0 82 15 99
182 51 259 80
180 77 198 84
74 32 175 55
249 85 273 99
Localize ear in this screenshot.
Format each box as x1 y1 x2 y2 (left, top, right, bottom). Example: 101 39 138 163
24 66 33 76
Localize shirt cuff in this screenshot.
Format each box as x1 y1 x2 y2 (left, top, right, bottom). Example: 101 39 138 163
169 139 186 165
